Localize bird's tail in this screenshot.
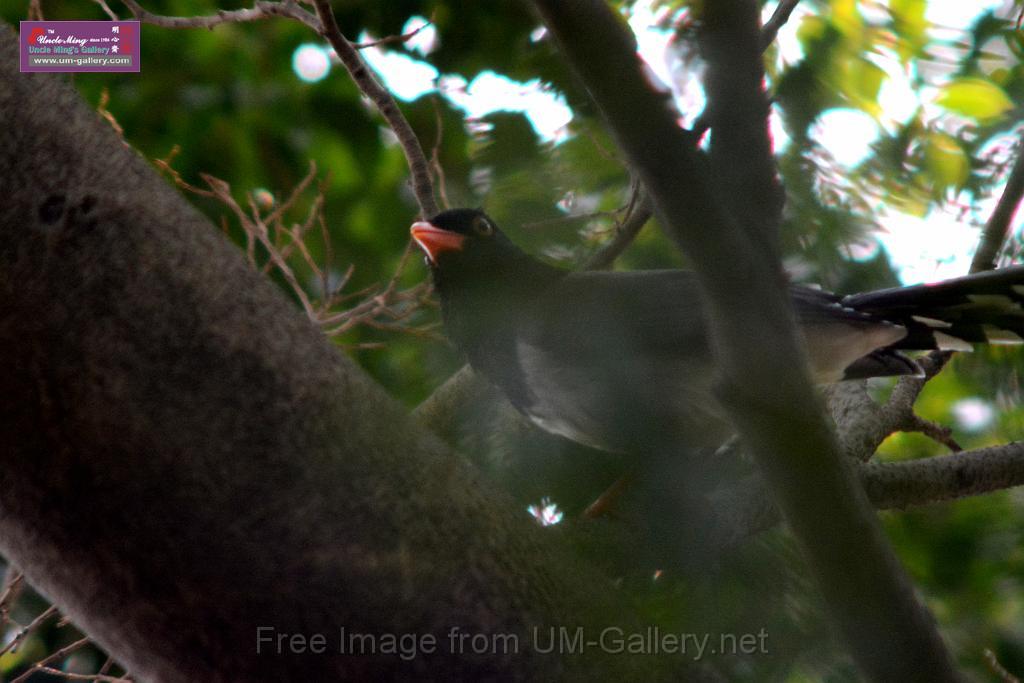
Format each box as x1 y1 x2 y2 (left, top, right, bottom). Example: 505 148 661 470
843 265 1024 352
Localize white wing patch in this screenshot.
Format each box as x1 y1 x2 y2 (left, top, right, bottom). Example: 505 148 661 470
911 315 953 328
983 325 1024 345
933 331 974 352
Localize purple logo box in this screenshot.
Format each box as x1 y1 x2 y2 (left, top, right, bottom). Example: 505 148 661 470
20 21 140 73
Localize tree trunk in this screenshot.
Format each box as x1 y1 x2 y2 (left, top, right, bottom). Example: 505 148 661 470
0 24 683 682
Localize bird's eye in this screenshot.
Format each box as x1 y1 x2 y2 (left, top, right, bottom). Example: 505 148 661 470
472 216 494 236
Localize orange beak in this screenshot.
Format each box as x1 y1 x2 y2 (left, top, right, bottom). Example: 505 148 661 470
410 221 466 264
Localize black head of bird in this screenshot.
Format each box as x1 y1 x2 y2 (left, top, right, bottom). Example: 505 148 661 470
411 209 566 350
411 209 558 289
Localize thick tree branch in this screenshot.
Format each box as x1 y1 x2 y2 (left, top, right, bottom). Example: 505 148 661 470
860 443 1024 509
699 0 784 253
0 25 694 682
691 0 801 140
709 442 1024 550
414 365 498 445
971 130 1024 274
529 1 961 681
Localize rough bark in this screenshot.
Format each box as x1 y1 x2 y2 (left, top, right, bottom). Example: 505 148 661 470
0 25 686 682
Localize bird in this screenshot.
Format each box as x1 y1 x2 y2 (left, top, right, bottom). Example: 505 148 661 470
411 208 1024 456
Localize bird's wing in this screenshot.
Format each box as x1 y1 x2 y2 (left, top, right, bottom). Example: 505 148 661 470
509 270 723 452
508 270 943 450
517 269 713 361
520 271 916 386
843 264 1024 348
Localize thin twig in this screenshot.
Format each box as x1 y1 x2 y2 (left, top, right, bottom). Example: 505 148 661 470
97 656 115 676
12 637 91 683
0 571 24 628
317 201 335 303
583 181 653 270
91 0 119 21
96 89 124 140
429 96 452 210
311 0 438 217
27 668 130 683
350 19 433 50
983 648 1021 683
760 0 801 49
0 606 58 657
906 415 962 452
159 153 434 342
122 0 320 31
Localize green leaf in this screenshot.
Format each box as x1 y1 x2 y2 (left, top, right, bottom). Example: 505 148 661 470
796 15 828 50
842 57 887 115
935 78 1013 121
924 132 969 191
829 0 862 37
889 0 929 61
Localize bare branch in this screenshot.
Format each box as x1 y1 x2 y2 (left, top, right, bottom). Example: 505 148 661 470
429 96 452 210
583 181 653 270
351 19 433 50
826 351 955 460
122 0 320 31
971 129 1024 273
0 606 58 657
710 441 1024 550
760 0 801 49
905 414 962 452
20 669 130 683
127 0 440 216
0 570 24 632
91 0 119 21
95 89 125 140
311 0 439 217
12 637 93 683
155 155 435 342
983 648 1021 683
